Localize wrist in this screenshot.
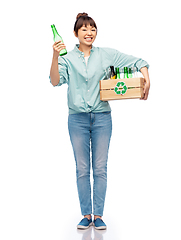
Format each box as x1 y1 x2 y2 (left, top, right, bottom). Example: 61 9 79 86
145 78 150 84
53 53 59 60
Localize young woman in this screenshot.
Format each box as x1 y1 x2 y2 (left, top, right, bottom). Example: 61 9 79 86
50 12 150 230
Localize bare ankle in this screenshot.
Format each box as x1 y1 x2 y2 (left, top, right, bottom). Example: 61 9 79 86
84 214 91 220
94 215 102 220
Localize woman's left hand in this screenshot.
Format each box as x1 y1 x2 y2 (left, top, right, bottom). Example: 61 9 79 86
140 67 150 100
142 81 150 100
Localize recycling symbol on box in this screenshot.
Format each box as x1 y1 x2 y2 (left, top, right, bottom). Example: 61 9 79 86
114 81 128 95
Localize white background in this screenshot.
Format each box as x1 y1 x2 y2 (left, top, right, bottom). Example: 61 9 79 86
0 0 181 239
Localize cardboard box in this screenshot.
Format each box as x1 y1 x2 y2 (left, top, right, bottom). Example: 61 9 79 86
100 77 145 101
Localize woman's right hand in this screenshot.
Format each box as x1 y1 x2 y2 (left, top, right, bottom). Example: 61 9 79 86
52 40 66 58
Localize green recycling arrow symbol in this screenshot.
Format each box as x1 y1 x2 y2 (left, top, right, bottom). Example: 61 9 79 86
114 81 128 95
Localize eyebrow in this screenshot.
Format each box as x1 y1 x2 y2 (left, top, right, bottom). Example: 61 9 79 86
81 26 95 29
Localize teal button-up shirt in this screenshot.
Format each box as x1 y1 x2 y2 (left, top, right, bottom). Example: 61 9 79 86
50 44 149 114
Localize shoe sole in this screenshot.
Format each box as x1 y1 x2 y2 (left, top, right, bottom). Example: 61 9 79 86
93 224 107 230
77 222 93 230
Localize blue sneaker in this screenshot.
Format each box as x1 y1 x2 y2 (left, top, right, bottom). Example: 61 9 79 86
77 217 93 229
93 218 107 230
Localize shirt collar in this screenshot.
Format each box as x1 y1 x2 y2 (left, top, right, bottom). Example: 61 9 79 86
74 44 95 55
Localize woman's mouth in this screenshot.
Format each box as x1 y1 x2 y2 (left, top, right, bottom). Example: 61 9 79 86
85 37 93 42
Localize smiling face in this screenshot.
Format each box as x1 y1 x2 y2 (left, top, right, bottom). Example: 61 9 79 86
74 24 97 47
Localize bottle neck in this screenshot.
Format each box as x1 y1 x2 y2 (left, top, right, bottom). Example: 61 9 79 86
52 26 57 37
51 25 59 37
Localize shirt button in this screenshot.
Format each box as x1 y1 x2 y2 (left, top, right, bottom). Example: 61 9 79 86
88 90 89 92
86 79 88 81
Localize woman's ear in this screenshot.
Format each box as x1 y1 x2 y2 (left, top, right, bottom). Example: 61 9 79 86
74 31 78 38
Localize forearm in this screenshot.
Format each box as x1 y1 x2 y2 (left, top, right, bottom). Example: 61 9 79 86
140 67 150 100
140 67 150 84
50 56 60 86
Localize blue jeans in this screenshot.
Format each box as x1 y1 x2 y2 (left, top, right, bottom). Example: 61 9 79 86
68 112 112 216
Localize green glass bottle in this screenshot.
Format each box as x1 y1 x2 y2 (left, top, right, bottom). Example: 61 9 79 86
128 68 132 78
124 67 128 78
51 24 67 56
116 67 120 79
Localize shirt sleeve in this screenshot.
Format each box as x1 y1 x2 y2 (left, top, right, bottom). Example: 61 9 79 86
112 49 149 71
49 56 68 87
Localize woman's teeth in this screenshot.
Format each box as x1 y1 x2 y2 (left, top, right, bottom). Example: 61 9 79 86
85 37 92 41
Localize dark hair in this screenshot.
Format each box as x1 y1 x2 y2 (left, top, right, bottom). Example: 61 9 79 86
74 12 97 36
